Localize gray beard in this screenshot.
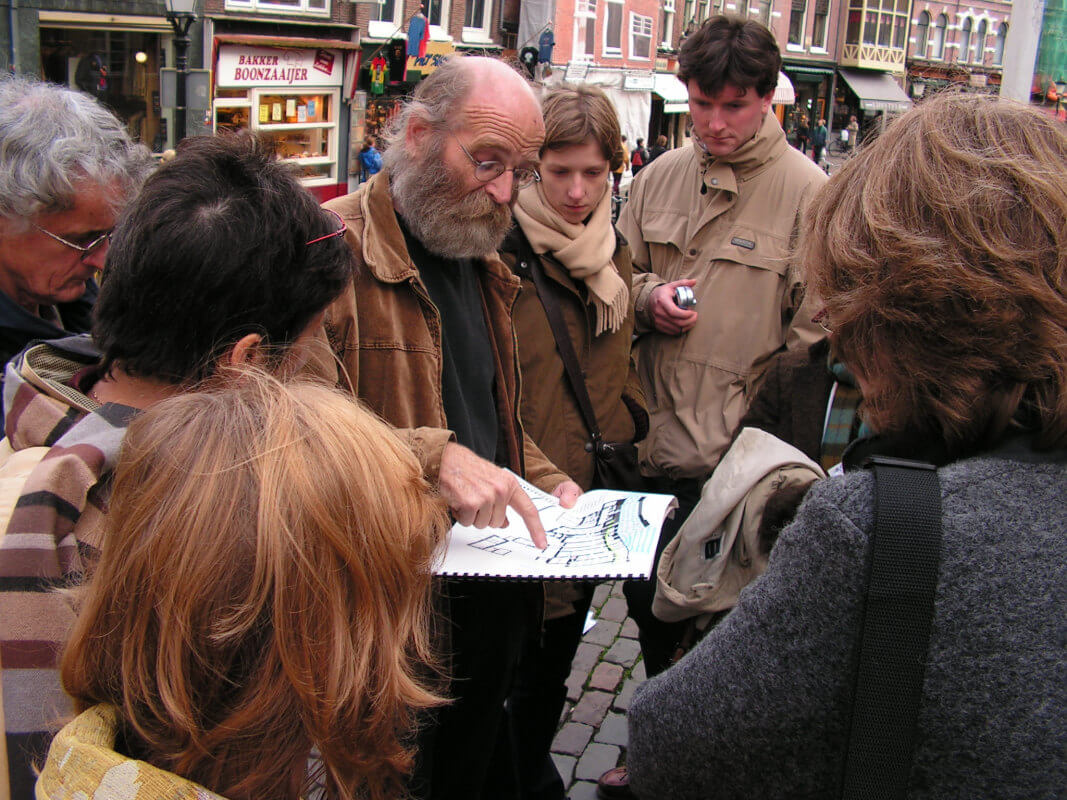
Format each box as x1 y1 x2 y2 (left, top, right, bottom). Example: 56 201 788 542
390 146 514 259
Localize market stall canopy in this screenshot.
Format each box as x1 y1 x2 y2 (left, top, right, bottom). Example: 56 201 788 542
837 68 912 113
653 72 689 113
773 71 795 105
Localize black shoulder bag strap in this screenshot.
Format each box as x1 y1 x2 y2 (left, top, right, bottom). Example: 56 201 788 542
841 456 943 800
514 240 604 446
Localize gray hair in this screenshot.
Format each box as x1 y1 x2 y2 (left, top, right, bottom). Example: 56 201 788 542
381 57 476 171
0 74 152 228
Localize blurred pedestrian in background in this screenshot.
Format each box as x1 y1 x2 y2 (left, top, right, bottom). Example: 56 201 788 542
360 135 383 183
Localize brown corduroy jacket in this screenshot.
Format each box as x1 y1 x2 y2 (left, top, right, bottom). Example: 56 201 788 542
321 171 569 492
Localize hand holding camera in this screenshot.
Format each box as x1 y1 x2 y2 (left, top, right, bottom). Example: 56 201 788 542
649 279 699 336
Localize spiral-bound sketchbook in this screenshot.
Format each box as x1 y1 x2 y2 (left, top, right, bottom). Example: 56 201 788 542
435 474 677 580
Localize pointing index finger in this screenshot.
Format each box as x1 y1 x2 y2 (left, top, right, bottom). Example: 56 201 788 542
509 485 548 549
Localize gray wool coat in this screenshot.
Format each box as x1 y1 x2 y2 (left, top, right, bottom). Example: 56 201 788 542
627 441 1066 800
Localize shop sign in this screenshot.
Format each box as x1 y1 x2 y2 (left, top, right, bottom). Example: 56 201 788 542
406 40 456 77
217 45 344 88
564 61 590 83
623 73 655 91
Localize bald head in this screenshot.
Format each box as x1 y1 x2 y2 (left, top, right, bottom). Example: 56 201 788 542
460 56 539 106
452 58 544 161
402 56 541 138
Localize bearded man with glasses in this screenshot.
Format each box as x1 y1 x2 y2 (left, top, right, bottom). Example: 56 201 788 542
0 75 149 380
321 56 581 800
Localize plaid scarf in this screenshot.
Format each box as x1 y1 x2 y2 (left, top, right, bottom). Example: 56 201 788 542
0 337 134 798
820 359 869 472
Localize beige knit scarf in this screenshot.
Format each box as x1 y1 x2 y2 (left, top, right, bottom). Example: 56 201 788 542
513 181 628 336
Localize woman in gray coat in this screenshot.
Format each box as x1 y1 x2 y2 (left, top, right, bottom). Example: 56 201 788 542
625 92 1067 800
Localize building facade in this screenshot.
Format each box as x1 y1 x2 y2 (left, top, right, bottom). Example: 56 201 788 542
2 0 210 153
204 0 360 199
905 0 1011 103
518 0 661 147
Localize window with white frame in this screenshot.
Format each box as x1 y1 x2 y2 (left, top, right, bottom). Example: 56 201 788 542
463 0 491 39
660 0 675 47
225 0 327 16
574 0 597 60
914 10 929 57
811 0 829 48
993 22 1006 65
757 0 772 27
682 0 695 32
698 0 711 21
630 12 653 58
368 0 402 38
973 18 986 63
958 17 971 64
931 13 946 58
604 0 623 56
788 0 806 47
426 0 450 32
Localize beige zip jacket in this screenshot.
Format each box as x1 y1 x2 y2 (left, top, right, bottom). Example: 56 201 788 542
618 112 827 480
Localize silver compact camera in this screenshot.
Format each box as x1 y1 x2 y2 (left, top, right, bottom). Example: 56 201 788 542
673 285 697 309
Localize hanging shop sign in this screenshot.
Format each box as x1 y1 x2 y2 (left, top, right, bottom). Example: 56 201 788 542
406 40 456 78
217 45 344 88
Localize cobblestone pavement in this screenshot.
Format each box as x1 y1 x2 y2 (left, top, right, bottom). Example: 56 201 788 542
551 580 644 800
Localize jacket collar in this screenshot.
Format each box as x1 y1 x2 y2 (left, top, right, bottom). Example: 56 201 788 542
696 111 790 196
357 169 420 284
4 336 134 457
357 169 518 287
841 431 1067 472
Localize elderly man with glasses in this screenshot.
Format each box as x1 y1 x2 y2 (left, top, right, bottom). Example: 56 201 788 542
321 56 581 800
0 76 149 380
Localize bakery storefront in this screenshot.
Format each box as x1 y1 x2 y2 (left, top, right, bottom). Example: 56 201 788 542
212 37 357 200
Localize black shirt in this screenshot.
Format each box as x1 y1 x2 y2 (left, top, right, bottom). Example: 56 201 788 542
398 217 500 463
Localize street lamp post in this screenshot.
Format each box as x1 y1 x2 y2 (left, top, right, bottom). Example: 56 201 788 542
164 0 198 144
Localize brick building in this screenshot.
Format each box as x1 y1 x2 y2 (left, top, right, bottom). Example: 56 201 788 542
518 0 662 147
905 0 1011 101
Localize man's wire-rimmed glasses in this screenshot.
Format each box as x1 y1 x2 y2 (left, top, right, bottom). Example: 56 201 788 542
31 223 112 260
453 135 541 189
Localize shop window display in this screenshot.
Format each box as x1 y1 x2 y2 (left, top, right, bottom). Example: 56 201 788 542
40 28 166 152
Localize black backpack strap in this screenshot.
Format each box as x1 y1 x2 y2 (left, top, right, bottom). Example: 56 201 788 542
841 456 943 800
513 237 603 443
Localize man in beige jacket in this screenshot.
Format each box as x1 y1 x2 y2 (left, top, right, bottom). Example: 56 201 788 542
614 15 827 681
